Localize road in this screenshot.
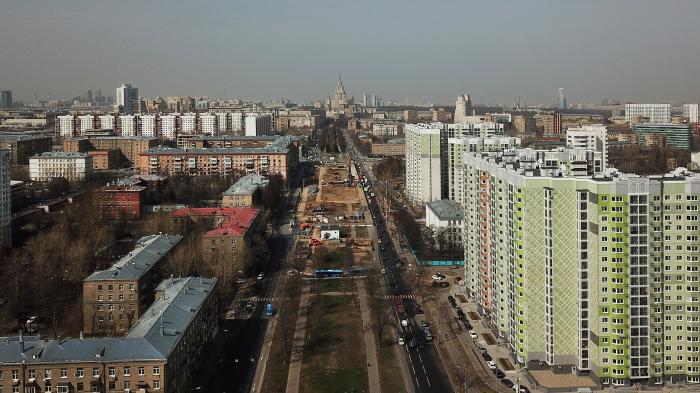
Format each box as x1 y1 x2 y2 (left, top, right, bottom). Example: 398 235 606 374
189 163 305 393
345 132 453 393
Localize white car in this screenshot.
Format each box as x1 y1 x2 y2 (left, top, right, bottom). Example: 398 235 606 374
401 319 408 327
431 274 445 281
398 337 405 345
487 360 497 369
257 273 265 280
469 330 478 339
381 268 386 274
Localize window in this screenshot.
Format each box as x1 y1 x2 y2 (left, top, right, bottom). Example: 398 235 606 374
153 380 160 390
76 382 83 391
123 367 130 376
108 367 115 377
123 381 130 390
138 367 145 376
44 369 51 379
92 368 99 378
97 284 103 291
153 367 160 376
76 368 84 378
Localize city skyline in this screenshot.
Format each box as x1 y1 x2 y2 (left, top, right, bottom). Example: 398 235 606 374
2 1 700 105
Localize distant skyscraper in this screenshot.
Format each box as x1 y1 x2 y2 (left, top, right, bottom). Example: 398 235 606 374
557 88 567 109
332 74 348 110
0 90 12 110
86 90 93 103
116 83 138 114
362 92 370 107
453 94 472 124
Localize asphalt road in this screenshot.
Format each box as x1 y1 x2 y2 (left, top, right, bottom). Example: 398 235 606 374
189 163 305 393
347 137 453 393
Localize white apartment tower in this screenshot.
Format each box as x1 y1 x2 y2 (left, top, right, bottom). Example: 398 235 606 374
78 114 95 134
98 114 115 130
139 114 157 137
118 115 137 136
200 113 217 135
625 104 671 124
683 103 699 123
244 113 273 136
405 123 443 205
57 115 75 138
566 124 608 171
0 149 10 248
231 112 244 133
160 114 177 140
116 83 138 114
180 113 197 134
454 94 472 124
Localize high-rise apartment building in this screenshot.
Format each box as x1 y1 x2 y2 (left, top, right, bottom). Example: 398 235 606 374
244 113 272 136
405 123 444 205
462 149 700 387
116 83 138 114
0 90 12 110
199 113 217 135
0 149 10 248
566 124 608 170
625 104 671 124
683 103 699 123
57 115 76 138
454 94 472 124
633 123 692 150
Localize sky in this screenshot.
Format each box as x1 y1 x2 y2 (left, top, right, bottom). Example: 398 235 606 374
1 0 699 106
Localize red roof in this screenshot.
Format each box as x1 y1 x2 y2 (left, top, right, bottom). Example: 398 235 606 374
171 207 259 237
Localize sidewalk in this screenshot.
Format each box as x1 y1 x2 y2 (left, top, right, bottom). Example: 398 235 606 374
356 278 381 393
285 282 311 393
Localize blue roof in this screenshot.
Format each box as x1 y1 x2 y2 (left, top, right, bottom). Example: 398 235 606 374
222 174 269 196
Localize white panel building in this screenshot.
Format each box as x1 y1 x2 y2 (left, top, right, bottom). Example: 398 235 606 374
405 123 443 205
244 113 272 136
160 114 177 140
98 115 115 130
0 149 10 248
78 115 95 135
684 103 699 123
215 113 229 132
180 113 197 134
29 152 93 181
139 114 157 137
624 103 671 124
119 115 137 136
566 124 608 171
57 115 75 138
231 112 243 133
200 113 217 135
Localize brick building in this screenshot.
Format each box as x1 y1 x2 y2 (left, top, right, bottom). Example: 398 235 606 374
94 179 146 220
171 207 258 255
88 149 121 170
371 139 406 157
82 234 182 335
0 133 53 165
222 174 269 208
63 136 158 166
0 276 217 393
138 136 297 179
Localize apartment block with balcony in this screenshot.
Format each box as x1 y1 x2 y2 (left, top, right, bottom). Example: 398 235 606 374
462 149 700 388
82 234 182 335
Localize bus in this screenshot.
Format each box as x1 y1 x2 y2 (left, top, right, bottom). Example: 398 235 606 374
314 269 343 278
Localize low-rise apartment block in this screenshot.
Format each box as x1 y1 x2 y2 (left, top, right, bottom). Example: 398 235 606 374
1 276 217 393
29 152 93 181
93 179 146 220
63 135 158 166
83 234 183 335
171 207 258 255
222 174 269 207
138 136 296 179
371 139 405 157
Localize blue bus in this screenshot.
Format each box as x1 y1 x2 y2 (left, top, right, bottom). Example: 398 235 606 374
265 303 273 317
314 269 343 278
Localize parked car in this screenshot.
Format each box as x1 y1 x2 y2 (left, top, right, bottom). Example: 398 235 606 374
501 379 514 388
447 295 456 303
469 330 478 339
478 345 487 354
486 360 497 369
513 385 530 393
401 319 408 327
482 353 493 361
420 320 429 328
397 337 405 346
431 274 445 281
495 369 505 379
257 272 265 280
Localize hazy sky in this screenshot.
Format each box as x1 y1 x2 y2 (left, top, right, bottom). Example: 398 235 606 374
2 0 699 105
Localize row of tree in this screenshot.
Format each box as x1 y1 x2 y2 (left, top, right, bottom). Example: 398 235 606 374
318 125 347 153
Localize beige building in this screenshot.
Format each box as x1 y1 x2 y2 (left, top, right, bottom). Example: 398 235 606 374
371 139 405 157
222 174 269 207
82 234 183 335
29 152 93 181
0 276 218 393
139 136 296 179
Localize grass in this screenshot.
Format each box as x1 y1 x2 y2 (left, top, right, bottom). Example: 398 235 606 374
377 325 407 393
316 278 343 293
300 294 367 393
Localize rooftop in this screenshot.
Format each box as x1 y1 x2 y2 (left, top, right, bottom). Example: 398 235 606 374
84 234 182 282
0 277 216 363
31 152 90 159
222 174 269 196
171 207 258 237
0 133 52 142
426 199 463 221
143 135 293 155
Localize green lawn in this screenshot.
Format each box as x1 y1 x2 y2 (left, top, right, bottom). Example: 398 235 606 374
308 368 367 393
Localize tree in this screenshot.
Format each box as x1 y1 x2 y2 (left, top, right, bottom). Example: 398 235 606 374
47 177 69 198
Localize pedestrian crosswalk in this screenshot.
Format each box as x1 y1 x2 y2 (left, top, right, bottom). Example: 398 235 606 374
385 293 416 300
249 296 279 303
